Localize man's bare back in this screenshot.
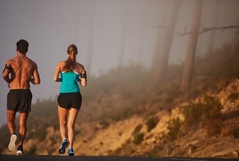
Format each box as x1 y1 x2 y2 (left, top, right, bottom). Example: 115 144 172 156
2 52 40 89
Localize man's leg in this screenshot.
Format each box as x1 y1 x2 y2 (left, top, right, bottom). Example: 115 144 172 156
15 112 29 155
18 112 29 146
7 110 18 152
7 110 16 135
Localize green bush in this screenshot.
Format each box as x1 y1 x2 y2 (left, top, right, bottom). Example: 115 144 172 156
180 95 223 133
133 132 144 145
146 117 158 132
132 124 144 145
166 118 182 141
181 95 222 121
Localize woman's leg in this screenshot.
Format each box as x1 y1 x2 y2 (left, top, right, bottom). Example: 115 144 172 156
58 106 68 140
67 108 79 149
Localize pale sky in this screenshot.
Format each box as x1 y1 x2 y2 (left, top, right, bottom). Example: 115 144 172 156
0 0 238 127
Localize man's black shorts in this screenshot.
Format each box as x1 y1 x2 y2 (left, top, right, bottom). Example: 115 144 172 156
7 89 32 112
57 92 82 109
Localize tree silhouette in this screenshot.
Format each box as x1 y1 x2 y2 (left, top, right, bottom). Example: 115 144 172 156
230 19 239 56
181 0 203 91
153 0 182 86
207 0 220 54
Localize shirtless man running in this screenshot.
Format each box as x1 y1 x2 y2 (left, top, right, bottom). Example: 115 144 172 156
2 39 41 155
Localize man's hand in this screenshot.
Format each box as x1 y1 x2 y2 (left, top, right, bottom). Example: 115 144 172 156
7 82 10 88
30 78 35 84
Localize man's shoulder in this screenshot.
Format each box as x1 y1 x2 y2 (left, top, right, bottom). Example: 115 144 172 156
6 56 17 64
20 56 38 68
28 58 37 64
7 56 17 61
22 56 37 65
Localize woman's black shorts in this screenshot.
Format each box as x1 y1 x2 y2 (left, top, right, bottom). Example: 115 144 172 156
57 92 82 109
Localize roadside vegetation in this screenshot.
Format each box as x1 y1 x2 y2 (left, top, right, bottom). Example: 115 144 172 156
1 43 239 157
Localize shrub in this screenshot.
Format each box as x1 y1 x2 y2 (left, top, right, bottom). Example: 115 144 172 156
146 117 158 132
133 124 143 134
180 95 223 134
133 132 144 145
166 118 182 141
180 95 222 123
132 124 144 145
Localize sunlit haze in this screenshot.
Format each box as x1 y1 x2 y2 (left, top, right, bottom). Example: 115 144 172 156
0 0 238 127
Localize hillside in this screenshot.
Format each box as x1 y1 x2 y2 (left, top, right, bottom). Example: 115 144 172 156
1 44 239 158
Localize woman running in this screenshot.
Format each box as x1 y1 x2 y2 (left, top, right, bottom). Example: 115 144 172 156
53 44 87 156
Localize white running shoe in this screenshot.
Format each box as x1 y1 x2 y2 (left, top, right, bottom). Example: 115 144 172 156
8 134 17 152
16 145 24 155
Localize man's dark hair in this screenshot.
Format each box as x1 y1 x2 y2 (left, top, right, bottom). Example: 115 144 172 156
16 39 29 55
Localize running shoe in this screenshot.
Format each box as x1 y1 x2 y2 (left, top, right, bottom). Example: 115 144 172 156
68 148 74 156
58 138 68 154
16 145 24 155
8 133 17 152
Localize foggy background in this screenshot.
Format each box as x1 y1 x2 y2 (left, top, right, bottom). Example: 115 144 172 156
0 0 238 127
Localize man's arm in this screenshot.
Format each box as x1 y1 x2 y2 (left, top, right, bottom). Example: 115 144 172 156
30 64 40 85
2 63 12 87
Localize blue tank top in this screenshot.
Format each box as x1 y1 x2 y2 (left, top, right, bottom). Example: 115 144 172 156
60 71 80 93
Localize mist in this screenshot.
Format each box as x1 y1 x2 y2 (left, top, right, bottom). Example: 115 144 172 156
0 0 238 127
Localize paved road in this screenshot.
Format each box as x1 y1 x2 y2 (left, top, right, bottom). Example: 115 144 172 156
0 155 238 161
